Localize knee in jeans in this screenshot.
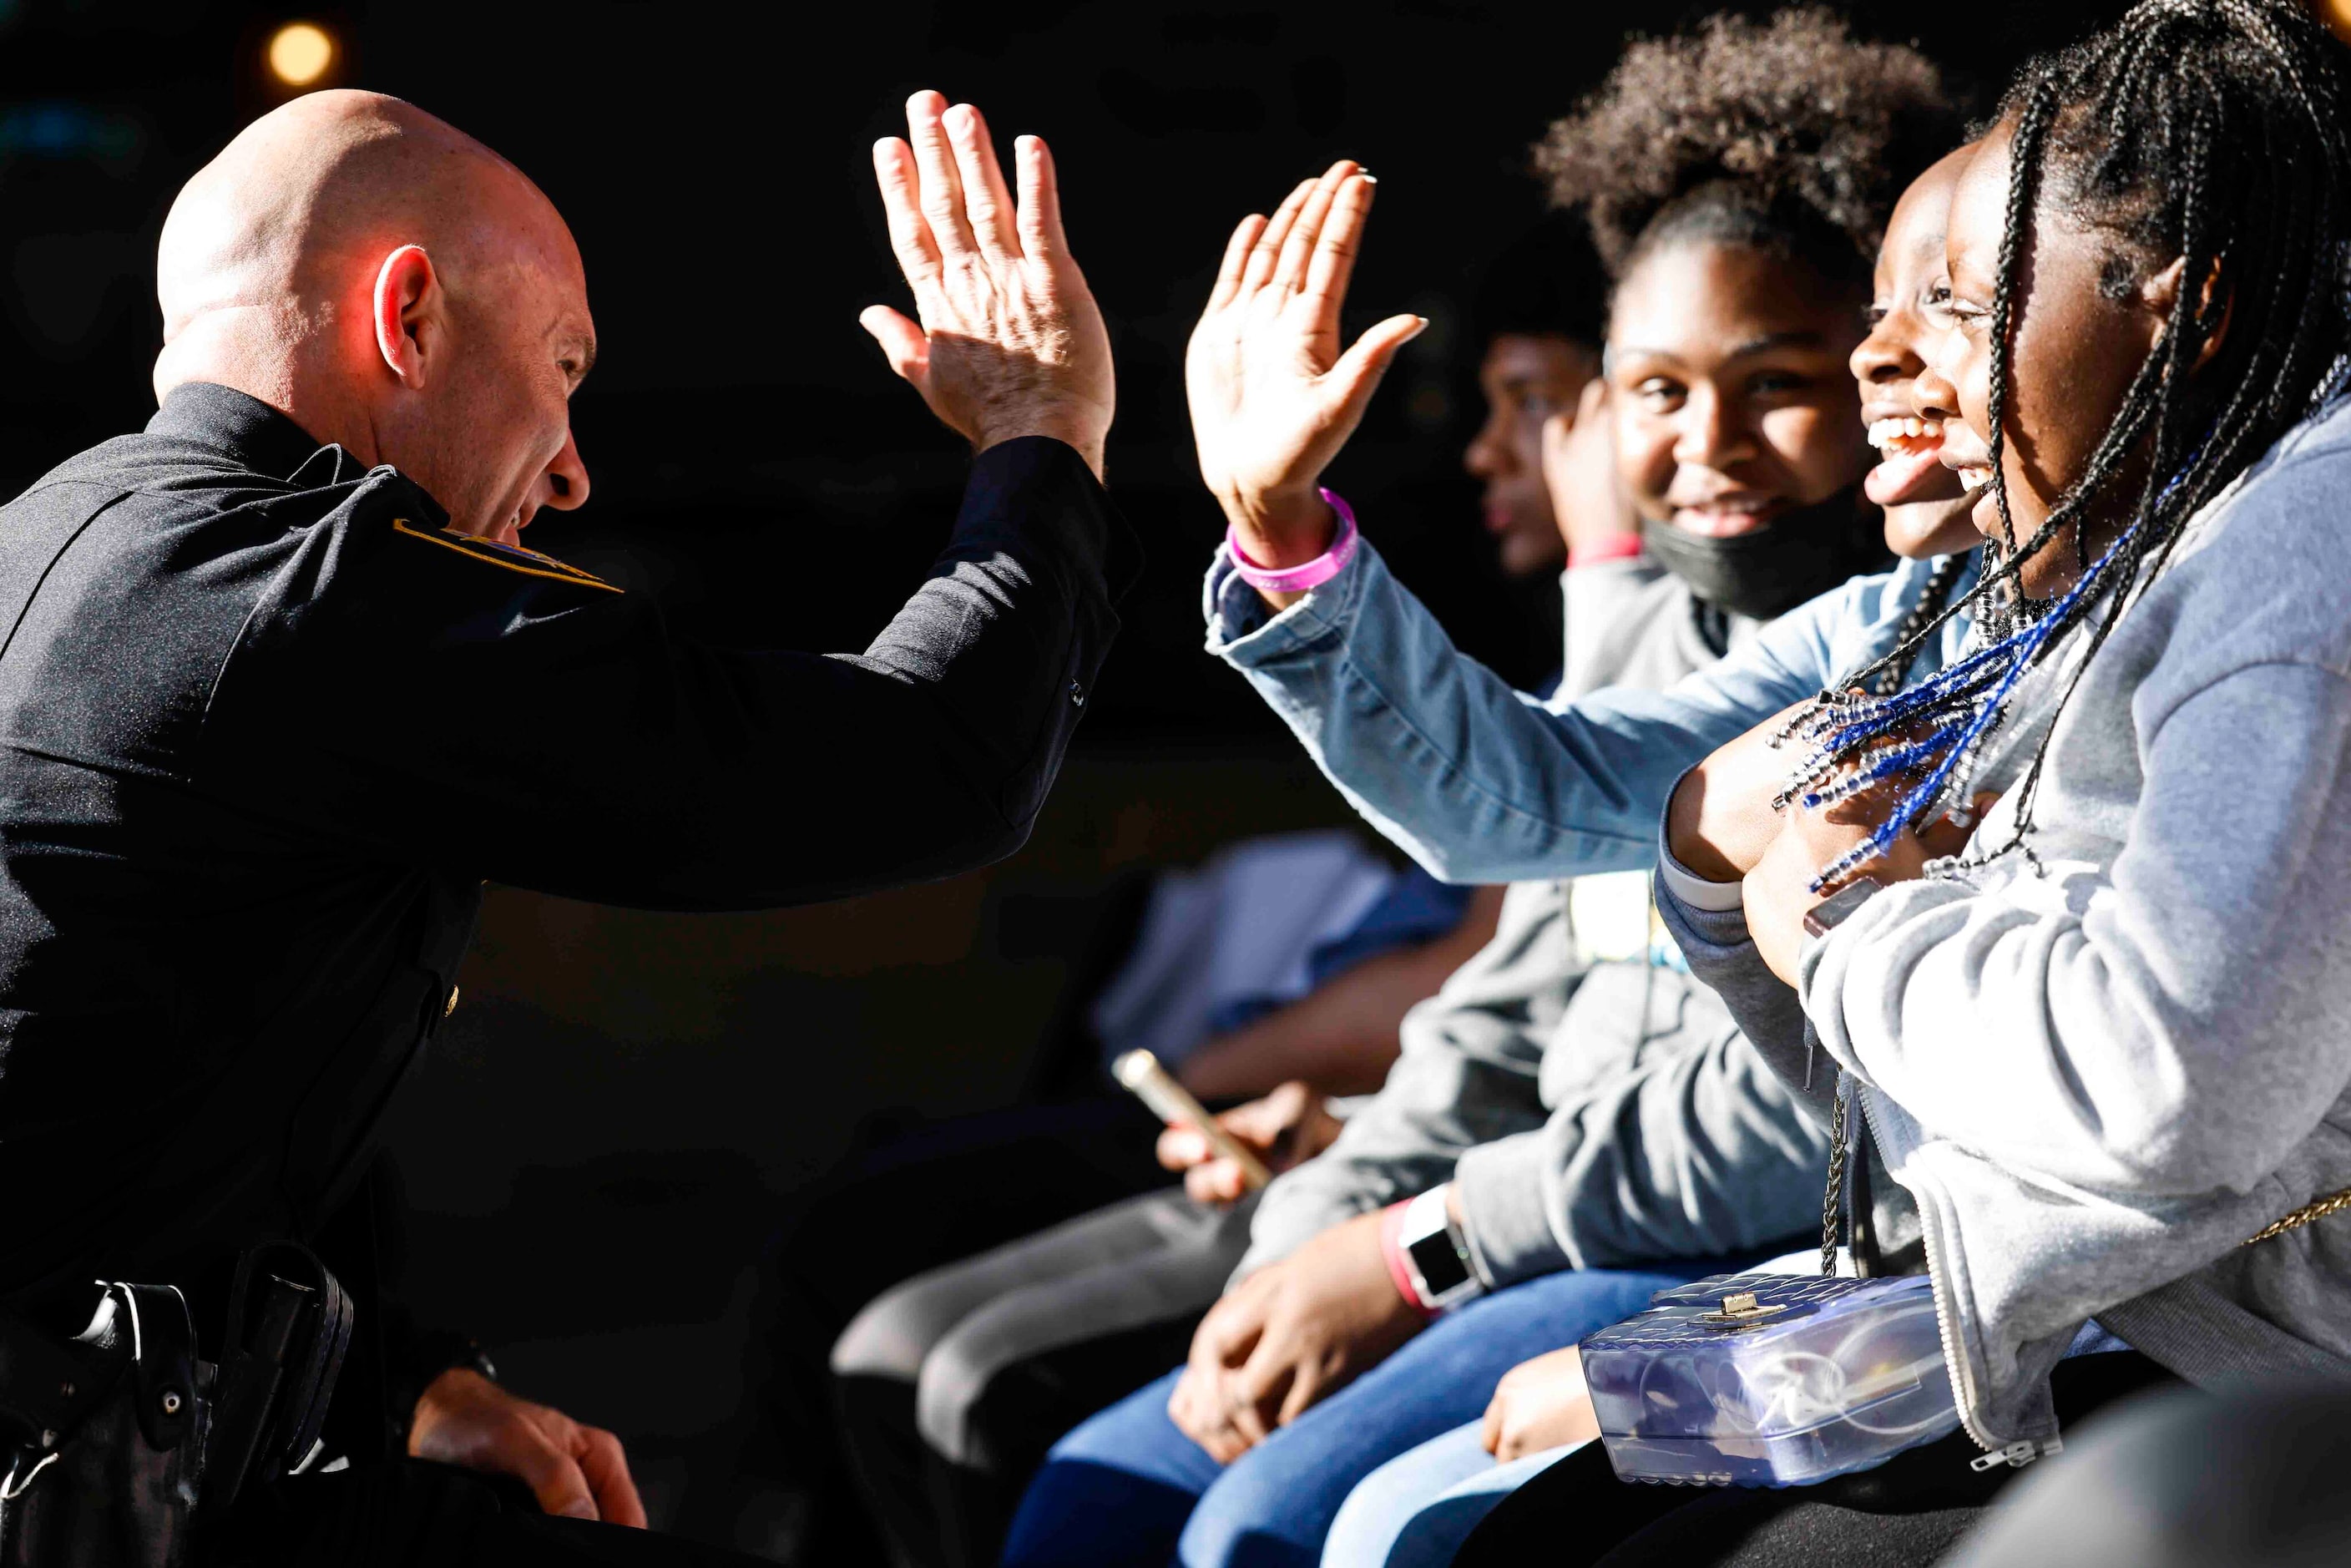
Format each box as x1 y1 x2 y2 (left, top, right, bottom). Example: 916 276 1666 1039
1175 1451 1319 1568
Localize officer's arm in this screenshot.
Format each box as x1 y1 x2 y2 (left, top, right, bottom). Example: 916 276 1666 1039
265 438 1131 910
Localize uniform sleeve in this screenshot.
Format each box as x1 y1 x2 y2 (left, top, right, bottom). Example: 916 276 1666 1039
1203 539 1855 884
244 437 1135 910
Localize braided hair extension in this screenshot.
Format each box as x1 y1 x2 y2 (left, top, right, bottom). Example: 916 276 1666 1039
1774 0 2351 889
1868 553 1966 700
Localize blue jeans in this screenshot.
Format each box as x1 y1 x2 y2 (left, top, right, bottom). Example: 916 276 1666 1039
1304 1318 2142 1568
1318 1423 1579 1568
999 1261 1747 1568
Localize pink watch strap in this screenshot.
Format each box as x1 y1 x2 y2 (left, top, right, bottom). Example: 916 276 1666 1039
1226 488 1361 594
1566 533 1646 570
1378 1200 1438 1319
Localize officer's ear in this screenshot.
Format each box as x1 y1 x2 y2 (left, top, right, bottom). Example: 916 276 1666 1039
372 245 446 391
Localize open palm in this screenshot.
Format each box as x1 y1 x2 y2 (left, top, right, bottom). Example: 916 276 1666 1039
1186 161 1425 565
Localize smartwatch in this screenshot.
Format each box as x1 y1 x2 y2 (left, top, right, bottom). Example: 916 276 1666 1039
1802 875 1886 938
1395 1187 1484 1311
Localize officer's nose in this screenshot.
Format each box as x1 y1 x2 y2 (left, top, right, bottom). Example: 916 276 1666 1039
542 428 590 514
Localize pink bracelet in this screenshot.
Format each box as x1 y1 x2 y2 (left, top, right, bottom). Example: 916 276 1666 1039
1378 1200 1438 1319
1226 488 1360 594
1566 534 1646 570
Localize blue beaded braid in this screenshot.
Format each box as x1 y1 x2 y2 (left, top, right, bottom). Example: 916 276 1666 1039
1792 518 2143 888
1782 451 2203 893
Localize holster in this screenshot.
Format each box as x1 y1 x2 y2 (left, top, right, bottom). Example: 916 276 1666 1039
0 1283 205 1568
0 1243 351 1567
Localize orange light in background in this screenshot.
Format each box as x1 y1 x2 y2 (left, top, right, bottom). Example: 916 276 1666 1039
266 22 336 89
2321 0 2351 47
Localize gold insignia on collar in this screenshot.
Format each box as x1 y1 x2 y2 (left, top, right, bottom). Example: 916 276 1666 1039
390 518 620 594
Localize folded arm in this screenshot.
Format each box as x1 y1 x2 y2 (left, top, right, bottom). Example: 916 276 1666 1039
1802 660 2351 1198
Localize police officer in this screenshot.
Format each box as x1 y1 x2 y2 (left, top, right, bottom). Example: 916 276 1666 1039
0 88 1127 1563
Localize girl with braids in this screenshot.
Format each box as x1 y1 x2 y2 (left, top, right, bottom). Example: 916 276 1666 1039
1297 141 1993 1568
1449 3 2351 1565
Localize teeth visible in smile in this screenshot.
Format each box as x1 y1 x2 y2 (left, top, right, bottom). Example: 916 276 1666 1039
1867 416 1944 453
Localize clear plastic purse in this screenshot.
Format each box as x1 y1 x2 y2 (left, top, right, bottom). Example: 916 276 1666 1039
1582 1063 2351 1490
1579 1269 1959 1487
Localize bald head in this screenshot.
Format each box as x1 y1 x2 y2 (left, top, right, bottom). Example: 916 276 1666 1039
155 91 594 543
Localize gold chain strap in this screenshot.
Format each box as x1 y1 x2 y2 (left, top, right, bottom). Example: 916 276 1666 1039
2242 1186 2351 1247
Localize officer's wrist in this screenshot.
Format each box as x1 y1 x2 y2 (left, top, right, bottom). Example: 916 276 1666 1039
973 411 1109 483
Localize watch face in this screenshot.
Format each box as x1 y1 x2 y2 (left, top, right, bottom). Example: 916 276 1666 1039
1802 875 1886 938
1406 1228 1472 1298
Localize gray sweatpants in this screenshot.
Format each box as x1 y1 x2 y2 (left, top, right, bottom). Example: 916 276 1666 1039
828 1186 1256 1568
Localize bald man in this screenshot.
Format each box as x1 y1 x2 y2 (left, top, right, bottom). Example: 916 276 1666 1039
0 90 1127 1562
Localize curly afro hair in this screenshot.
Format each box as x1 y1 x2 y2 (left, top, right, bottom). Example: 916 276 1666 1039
1535 8 1960 284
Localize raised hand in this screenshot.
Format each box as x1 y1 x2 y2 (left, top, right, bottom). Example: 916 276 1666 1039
1187 161 1427 588
1540 379 1641 560
862 92 1114 480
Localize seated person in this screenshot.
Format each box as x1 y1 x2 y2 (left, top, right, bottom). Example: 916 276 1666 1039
735 219 1608 1565
1000 22 1965 1565
1319 121 1984 1568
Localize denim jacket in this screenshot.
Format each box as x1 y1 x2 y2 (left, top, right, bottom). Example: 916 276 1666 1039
1203 539 1974 886
1236 560 1817 1287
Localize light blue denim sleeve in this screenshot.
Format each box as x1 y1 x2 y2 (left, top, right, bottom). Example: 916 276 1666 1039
1205 540 1868 883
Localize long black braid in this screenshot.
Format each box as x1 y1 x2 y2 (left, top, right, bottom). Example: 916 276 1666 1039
1777 0 2351 887
1870 554 1966 699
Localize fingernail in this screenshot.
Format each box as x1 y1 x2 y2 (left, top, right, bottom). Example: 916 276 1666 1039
560 1500 598 1520
1358 172 1377 184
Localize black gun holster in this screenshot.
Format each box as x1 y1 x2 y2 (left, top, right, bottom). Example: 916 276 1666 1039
0 1245 351 1567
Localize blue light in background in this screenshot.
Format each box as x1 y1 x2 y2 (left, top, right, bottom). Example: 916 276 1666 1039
0 102 146 171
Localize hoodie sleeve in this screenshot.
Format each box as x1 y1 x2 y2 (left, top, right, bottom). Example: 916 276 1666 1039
1450 1002 1832 1287
1802 659 2351 1201
1235 881 1574 1277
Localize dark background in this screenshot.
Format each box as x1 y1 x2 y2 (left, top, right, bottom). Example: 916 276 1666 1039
0 0 2128 1551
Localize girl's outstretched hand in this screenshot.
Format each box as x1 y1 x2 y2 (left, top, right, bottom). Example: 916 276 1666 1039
1186 160 1426 604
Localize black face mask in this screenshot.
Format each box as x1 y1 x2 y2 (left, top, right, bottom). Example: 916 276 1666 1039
1639 486 1889 623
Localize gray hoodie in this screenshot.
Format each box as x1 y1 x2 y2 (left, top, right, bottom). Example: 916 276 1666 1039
1797 396 2351 1453
1239 561 1833 1285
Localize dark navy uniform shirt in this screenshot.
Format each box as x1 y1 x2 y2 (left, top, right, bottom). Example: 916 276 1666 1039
0 382 1132 1313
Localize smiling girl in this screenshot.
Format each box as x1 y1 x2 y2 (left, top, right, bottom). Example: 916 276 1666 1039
1678 0 2351 1559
